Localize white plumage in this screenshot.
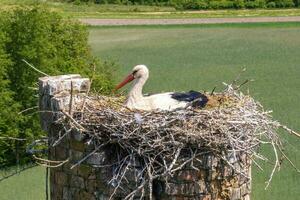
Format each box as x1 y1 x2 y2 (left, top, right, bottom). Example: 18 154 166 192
115 65 207 111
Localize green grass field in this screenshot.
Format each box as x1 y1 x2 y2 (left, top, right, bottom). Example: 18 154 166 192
0 166 46 200
1 22 299 199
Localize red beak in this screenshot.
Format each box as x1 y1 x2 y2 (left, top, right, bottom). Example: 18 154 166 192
115 74 135 90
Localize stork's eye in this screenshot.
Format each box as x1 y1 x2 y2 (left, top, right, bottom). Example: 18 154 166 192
132 70 138 75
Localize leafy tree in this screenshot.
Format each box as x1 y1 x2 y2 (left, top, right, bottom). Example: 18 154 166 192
6 7 114 107
0 7 115 166
0 18 22 166
60 0 298 8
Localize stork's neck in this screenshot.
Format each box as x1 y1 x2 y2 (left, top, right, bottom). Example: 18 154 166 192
128 76 147 100
125 75 149 110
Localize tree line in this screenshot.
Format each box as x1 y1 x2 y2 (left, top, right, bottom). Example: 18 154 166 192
65 0 299 9
0 7 115 167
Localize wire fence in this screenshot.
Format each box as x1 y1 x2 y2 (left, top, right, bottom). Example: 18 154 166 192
0 135 48 169
0 136 49 199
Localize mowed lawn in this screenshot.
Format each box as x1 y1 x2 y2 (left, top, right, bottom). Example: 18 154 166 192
89 23 300 200
0 166 45 200
0 23 299 200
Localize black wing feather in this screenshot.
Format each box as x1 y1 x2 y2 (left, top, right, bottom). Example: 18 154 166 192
171 90 208 108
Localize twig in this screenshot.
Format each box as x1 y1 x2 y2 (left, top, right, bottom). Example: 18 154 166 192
22 59 49 77
33 155 69 168
81 63 95 115
61 110 86 132
69 81 73 115
18 106 38 115
265 142 279 189
280 125 300 138
210 86 216 95
232 68 246 85
278 148 300 173
0 136 27 141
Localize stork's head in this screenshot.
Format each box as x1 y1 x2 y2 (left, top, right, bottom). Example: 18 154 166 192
115 65 149 90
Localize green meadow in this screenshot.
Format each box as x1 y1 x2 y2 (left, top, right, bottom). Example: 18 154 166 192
0 166 45 200
1 22 299 199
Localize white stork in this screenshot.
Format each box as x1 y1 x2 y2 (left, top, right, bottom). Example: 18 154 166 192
115 65 208 111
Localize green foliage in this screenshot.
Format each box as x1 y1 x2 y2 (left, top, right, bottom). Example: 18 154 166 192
57 0 299 9
267 1 276 6
273 0 295 7
209 0 234 8
0 18 21 166
233 0 245 8
180 0 209 9
0 7 115 166
245 0 266 8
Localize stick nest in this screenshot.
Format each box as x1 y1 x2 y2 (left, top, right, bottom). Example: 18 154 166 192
57 83 298 199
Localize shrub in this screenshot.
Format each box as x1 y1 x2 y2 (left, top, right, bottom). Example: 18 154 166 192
245 0 265 8
0 7 115 166
6 7 114 104
267 1 276 7
233 0 245 8
197 0 209 8
274 0 295 7
209 0 235 9
183 0 209 9
169 0 185 9
257 0 267 7
0 17 22 166
60 0 297 8
183 1 198 9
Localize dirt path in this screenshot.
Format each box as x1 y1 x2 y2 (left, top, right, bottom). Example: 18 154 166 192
80 16 300 26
